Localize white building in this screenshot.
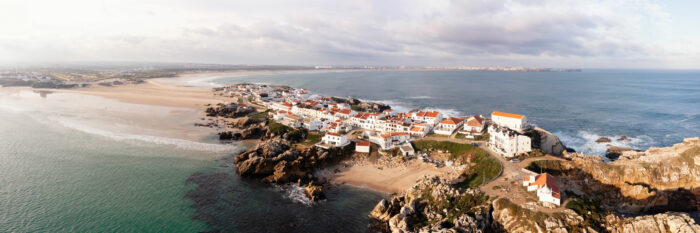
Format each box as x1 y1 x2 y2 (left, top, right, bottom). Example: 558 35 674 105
492 111 528 131
409 111 443 125
355 141 370 153
399 143 415 156
302 118 323 131
488 124 531 157
460 115 485 137
523 173 562 206
320 132 350 148
368 132 411 150
434 117 465 135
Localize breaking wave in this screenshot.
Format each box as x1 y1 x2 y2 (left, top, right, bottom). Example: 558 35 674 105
554 130 654 156
423 108 464 117
275 184 314 206
51 117 237 152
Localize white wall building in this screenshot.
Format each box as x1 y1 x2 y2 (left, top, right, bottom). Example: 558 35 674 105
488 124 531 157
434 117 465 135
523 173 562 206
460 115 485 137
321 132 350 147
492 111 528 131
355 141 370 153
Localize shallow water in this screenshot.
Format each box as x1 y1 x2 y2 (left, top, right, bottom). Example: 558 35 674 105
209 69 700 155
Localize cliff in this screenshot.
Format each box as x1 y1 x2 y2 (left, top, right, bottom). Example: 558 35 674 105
524 127 566 156
531 138 700 212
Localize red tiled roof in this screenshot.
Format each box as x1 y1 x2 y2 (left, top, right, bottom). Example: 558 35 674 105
356 141 370 146
425 111 440 118
339 109 352 115
326 132 341 136
466 115 484 127
493 111 524 119
532 173 561 199
440 117 465 125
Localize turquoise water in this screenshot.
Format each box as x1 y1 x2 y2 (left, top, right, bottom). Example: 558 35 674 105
211 70 700 155
0 109 215 232
0 91 385 233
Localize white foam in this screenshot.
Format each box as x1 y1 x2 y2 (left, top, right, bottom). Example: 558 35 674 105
406 96 433 99
51 117 237 152
275 184 313 206
423 108 464 117
554 130 654 156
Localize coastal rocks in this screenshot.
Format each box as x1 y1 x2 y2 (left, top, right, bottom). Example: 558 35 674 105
301 181 325 202
233 137 354 186
530 138 700 212
491 198 593 233
605 146 640 160
618 136 630 141
205 103 256 118
596 137 612 143
605 212 700 233
524 127 566 155
369 176 491 233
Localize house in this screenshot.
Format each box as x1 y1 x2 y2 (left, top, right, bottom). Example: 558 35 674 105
523 173 562 206
492 111 528 131
433 117 465 135
302 118 323 131
409 111 443 125
460 115 486 137
409 123 431 137
356 141 370 153
488 124 531 157
369 132 411 150
320 132 350 148
335 108 355 119
399 143 415 156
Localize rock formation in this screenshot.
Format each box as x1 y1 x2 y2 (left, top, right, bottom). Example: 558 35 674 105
525 127 566 155
535 138 700 212
205 103 256 118
596 137 612 143
369 176 492 233
605 146 640 160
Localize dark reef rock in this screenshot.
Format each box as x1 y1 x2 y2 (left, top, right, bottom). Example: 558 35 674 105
595 137 612 143
605 146 640 160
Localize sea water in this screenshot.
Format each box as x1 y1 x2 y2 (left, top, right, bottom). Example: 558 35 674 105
0 91 384 232
210 69 700 155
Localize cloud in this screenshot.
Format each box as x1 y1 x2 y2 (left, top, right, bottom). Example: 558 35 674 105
0 0 695 68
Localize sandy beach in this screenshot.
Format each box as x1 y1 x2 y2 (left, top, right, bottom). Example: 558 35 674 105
320 160 458 194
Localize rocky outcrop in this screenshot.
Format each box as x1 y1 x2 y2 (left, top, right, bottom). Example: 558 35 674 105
605 146 641 160
205 103 256 118
596 137 612 143
605 212 700 233
369 176 492 233
491 198 595 233
233 137 354 184
525 127 566 155
330 97 391 113
301 181 325 202
538 138 700 212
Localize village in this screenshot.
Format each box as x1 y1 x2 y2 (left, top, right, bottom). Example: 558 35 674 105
220 83 563 208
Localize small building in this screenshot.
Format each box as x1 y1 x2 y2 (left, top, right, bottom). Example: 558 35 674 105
355 141 370 153
492 111 528 131
488 124 531 157
399 143 415 156
523 173 562 206
320 132 350 148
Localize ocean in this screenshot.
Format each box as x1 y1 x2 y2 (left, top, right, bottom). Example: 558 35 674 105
208 69 700 156
1 69 698 232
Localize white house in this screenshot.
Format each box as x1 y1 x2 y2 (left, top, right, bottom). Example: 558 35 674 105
302 118 323 131
523 173 562 206
492 111 528 131
460 115 485 137
368 132 411 150
409 111 443 125
355 141 370 153
399 143 415 156
320 132 350 148
434 117 465 135
488 124 531 157
409 123 431 137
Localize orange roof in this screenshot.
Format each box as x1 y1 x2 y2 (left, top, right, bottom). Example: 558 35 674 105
440 117 465 125
326 132 341 136
356 141 370 146
410 127 424 132
532 173 561 198
425 111 440 118
391 132 409 136
492 111 524 119
466 115 484 127
339 109 352 114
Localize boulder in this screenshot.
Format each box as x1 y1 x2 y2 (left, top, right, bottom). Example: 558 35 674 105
596 137 612 143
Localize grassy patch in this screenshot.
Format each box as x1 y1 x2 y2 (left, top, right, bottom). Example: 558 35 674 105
508 149 546 161
302 132 324 146
473 132 489 141
495 198 550 232
455 133 466 139
413 140 501 188
410 186 489 231
565 191 608 230
249 110 269 119
267 119 306 143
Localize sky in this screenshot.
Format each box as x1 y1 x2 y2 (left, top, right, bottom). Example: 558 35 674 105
1 0 698 69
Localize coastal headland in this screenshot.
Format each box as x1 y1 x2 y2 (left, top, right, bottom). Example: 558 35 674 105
3 71 699 233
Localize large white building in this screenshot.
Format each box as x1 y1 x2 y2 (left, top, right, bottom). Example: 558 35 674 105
523 173 562 206
492 111 528 131
488 124 531 157
460 115 485 137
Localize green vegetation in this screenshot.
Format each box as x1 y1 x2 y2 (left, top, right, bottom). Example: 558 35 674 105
508 149 546 161
473 132 489 141
565 191 608 231
413 140 501 188
495 198 551 232
249 110 269 119
302 132 324 146
455 133 466 139
350 105 362 111
266 119 307 143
